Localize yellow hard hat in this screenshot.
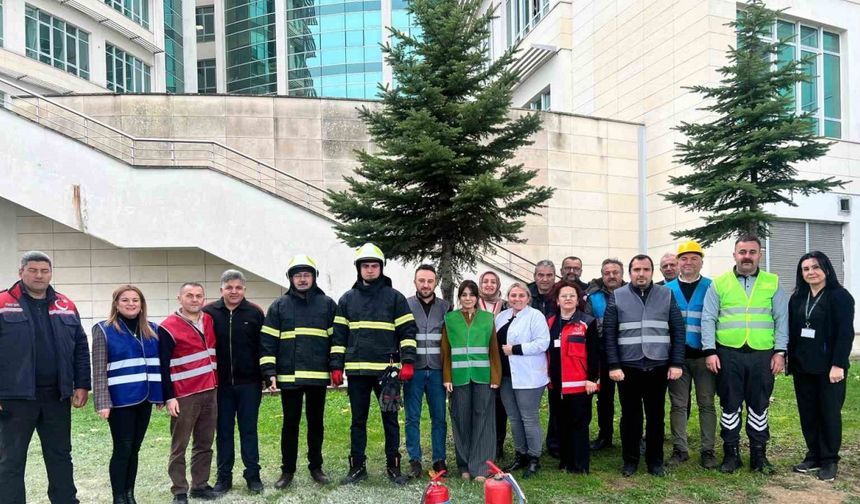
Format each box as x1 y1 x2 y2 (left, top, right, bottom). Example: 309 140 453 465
354 243 385 265
676 240 704 258
287 254 318 277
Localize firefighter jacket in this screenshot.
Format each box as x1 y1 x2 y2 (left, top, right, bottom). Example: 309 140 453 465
0 281 91 400
330 275 417 376
260 285 337 388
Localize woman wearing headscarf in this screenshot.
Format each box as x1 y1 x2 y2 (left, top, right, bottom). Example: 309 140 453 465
496 282 550 478
441 280 502 482
478 270 509 458
788 251 854 482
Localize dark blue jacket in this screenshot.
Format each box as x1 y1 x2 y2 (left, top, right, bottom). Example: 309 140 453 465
0 281 92 400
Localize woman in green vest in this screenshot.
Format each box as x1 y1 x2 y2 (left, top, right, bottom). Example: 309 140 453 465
441 280 502 482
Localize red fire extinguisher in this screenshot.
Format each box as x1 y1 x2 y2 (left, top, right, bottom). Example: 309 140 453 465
484 461 526 504
420 470 451 504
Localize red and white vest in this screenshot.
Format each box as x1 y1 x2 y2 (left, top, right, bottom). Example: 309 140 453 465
161 312 217 398
548 315 597 395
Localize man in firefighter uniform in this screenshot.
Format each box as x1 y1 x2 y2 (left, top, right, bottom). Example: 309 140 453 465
260 254 337 489
331 243 418 486
702 235 788 474
665 241 718 469
159 283 220 503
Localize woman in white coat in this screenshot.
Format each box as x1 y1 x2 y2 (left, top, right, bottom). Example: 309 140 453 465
495 282 550 478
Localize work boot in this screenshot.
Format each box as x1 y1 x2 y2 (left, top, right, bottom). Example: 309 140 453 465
750 445 775 474
647 464 666 477
310 468 331 484
621 462 637 477
246 478 264 494
408 459 423 479
522 455 540 479
590 437 611 451
188 485 220 500
700 450 719 470
504 452 528 472
719 444 743 474
386 455 408 486
274 472 294 489
125 488 138 504
340 457 368 485
112 493 129 504
431 460 448 476
668 449 689 466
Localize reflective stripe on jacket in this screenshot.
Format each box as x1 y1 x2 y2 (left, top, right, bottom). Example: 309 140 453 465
101 320 163 407
160 313 217 398
714 270 778 350
613 284 673 362
407 296 449 369
665 277 712 349
445 310 493 386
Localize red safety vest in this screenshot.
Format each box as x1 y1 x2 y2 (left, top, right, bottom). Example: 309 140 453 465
161 313 217 398
548 315 595 395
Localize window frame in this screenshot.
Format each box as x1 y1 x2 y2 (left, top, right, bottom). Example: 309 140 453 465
105 43 151 93
24 5 90 80
197 58 217 93
104 0 150 30
196 5 215 43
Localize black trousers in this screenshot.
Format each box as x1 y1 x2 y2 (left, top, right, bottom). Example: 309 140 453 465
280 386 327 473
0 390 78 504
559 393 592 472
107 401 152 496
216 383 262 481
495 390 507 454
793 372 846 464
617 366 668 467
546 384 561 454
595 361 616 443
716 347 773 447
347 375 400 464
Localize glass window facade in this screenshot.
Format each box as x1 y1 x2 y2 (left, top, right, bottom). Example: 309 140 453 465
197 59 217 93
225 0 278 95
286 0 383 98
24 5 90 79
104 0 149 29
106 44 151 93
758 17 842 138
196 6 215 42
164 0 185 93
506 0 549 47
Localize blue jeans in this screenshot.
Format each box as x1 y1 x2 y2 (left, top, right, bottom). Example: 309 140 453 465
404 368 447 462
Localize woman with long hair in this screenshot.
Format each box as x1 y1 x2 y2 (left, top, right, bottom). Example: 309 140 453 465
92 285 163 504
496 282 550 478
546 281 599 473
441 280 502 482
788 251 854 482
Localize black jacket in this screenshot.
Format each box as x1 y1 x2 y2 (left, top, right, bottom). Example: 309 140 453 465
260 285 337 388
788 286 854 375
331 275 418 376
202 298 264 386
527 282 554 317
0 282 91 400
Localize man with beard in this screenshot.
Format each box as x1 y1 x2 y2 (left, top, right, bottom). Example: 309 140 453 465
702 235 787 474
260 255 337 489
404 265 451 478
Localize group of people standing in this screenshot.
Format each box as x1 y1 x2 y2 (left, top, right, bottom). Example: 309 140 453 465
0 235 853 504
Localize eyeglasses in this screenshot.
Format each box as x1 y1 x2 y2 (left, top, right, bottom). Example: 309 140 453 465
558 294 577 300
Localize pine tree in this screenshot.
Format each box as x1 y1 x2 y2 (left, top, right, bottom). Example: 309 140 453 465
325 0 553 301
664 0 844 246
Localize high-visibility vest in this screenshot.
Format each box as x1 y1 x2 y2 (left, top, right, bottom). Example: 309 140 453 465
160 313 218 398
445 310 493 386
101 320 163 407
665 277 712 350
613 284 673 362
714 271 778 350
407 296 449 369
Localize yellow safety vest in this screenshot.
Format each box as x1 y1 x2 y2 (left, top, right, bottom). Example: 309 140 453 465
714 270 778 350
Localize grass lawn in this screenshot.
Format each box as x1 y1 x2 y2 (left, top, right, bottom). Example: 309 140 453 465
23 362 860 504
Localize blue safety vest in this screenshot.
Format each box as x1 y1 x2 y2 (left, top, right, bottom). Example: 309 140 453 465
101 320 163 407
665 277 712 349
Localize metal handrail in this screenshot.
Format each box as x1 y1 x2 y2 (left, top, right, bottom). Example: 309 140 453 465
0 77 538 280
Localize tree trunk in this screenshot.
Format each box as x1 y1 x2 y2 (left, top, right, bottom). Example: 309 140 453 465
438 244 456 304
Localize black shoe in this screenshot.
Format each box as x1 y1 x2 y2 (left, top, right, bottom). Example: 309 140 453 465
386 455 408 486
125 489 138 504
189 485 220 500
431 460 448 476
667 449 689 466
750 445 775 474
408 459 423 479
647 464 665 477
547 448 560 459
700 450 719 470
720 444 743 474
504 452 528 472
340 456 368 485
590 438 611 451
112 493 129 504
310 468 331 485
818 462 837 481
246 479 264 494
211 479 231 494
792 459 821 473
172 494 188 504
522 456 539 478
274 472 294 489
621 462 637 477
